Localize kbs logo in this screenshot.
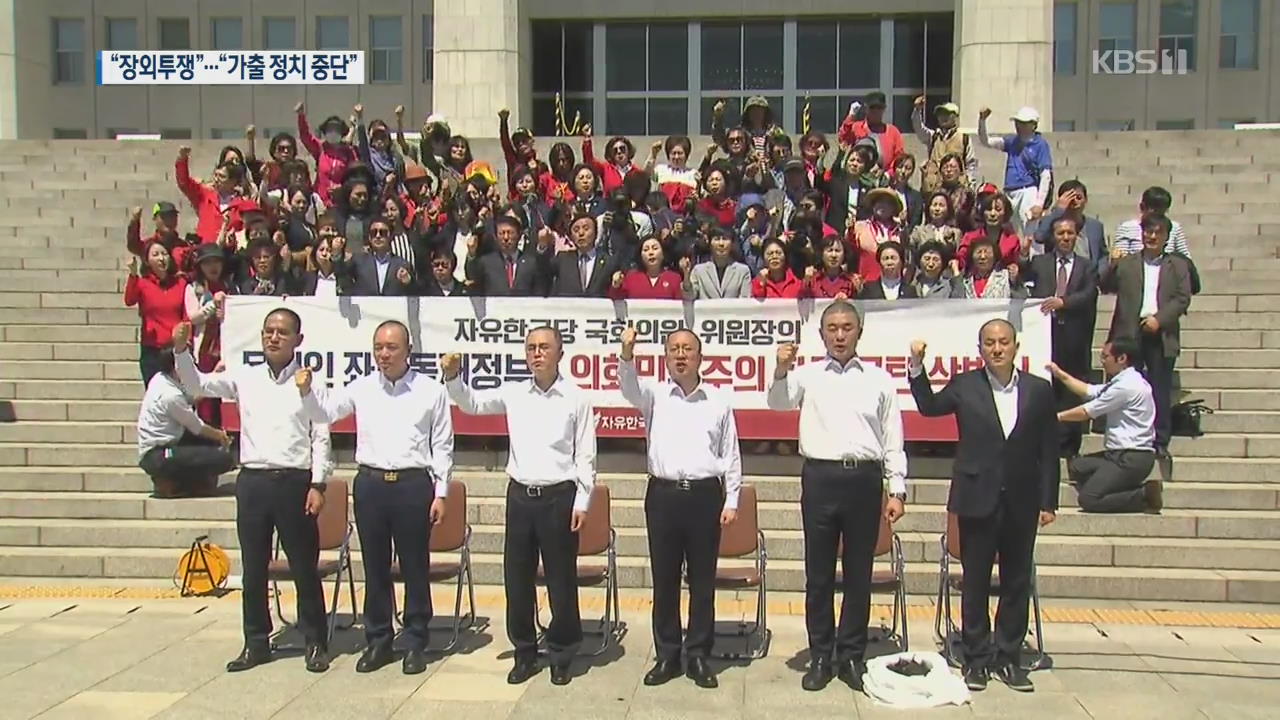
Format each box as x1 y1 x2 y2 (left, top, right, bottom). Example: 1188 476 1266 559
1091 49 1189 75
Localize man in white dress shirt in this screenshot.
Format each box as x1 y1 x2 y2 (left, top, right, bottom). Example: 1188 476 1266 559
441 326 596 687
171 309 333 674
135 347 236 498
1049 337 1159 513
299 320 453 675
767 301 907 693
619 327 743 689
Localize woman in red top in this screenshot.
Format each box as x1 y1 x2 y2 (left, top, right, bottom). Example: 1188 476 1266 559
850 188 906 284
175 145 256 244
582 128 637 195
697 164 738 228
956 191 1021 272
539 142 577 205
751 239 805 299
804 236 860 299
124 240 188 387
609 237 691 300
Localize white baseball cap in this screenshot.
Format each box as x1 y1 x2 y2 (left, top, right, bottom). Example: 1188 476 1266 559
1011 106 1041 123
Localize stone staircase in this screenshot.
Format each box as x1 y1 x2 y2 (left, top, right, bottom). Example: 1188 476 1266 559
1 131 1280 603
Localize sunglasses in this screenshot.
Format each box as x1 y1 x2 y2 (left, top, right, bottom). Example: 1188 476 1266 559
431 260 452 268
369 228 390 237
276 144 295 152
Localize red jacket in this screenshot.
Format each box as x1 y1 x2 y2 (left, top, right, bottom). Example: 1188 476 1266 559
608 270 685 300
175 156 256 244
297 113 357 205
838 116 906 171
126 218 196 273
539 173 574 205
698 196 738 229
805 271 857 299
957 227 1022 271
751 269 805 299
124 273 188 348
582 138 636 195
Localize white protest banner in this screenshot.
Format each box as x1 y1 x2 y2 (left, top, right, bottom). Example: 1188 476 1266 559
222 296 1050 440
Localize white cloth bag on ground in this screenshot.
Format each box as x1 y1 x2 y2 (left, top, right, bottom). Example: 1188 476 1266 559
862 651 972 708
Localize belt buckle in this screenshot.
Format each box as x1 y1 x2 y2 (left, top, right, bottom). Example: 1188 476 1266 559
676 479 692 491
525 485 543 498
840 458 859 470
384 471 398 483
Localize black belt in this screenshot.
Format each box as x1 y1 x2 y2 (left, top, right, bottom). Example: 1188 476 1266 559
241 467 309 475
649 475 721 491
509 479 576 498
358 465 430 483
805 457 883 471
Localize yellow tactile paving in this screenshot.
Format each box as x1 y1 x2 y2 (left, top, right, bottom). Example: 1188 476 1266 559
3 584 1279 628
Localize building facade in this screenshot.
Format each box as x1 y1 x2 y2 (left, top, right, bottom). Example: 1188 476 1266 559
0 0 1275 140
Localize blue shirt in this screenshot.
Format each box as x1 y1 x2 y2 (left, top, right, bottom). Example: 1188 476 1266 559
1001 133 1053 191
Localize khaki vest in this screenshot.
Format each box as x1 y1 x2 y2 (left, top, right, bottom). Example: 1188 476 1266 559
920 128 969 194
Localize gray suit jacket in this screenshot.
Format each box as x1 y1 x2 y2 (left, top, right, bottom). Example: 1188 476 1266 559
690 261 752 299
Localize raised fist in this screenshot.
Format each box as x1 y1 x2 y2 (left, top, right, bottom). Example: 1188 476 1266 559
294 102 304 114
394 104 405 116
396 266 412 285
466 235 479 256
498 108 510 121
776 342 798 374
177 146 191 160
171 321 192 352
130 206 142 222
913 95 926 108
272 230 287 247
294 367 313 396
581 124 593 138
620 327 638 358
331 235 347 257
611 271 624 288
650 140 664 155
978 107 992 120
440 353 463 381
909 339 927 363
245 124 256 137
804 266 817 281
353 103 364 116
1110 245 1126 261
678 256 692 276
713 99 726 115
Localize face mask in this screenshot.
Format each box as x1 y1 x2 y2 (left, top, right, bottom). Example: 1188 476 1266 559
324 131 342 145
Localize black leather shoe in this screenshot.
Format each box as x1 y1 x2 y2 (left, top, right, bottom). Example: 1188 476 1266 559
995 662 1034 692
226 645 271 672
507 659 539 685
963 664 989 691
643 659 682 686
402 648 429 675
801 657 833 691
686 657 718 689
550 663 572 686
355 640 396 673
836 659 865 691
304 643 329 673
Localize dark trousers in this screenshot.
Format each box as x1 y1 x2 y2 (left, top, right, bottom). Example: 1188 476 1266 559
645 476 724 662
799 459 883 662
1134 332 1176 449
957 491 1039 670
139 345 165 387
1069 450 1156 513
138 433 235 482
1051 324 1092 456
505 480 581 665
354 467 435 649
236 468 327 648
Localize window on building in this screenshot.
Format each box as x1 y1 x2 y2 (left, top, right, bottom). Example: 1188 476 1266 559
316 16 349 49
422 14 434 83
1054 3 1078 75
1096 119 1135 131
160 128 193 140
53 128 89 139
1159 0 1197 71
210 128 242 139
53 19 85 85
531 21 594 137
1053 120 1077 132
106 128 139 139
1219 0 1258 69
210 17 243 50
264 17 296 50
1155 119 1195 130
1217 118 1253 128
1098 2 1137 55
597 23 689 135
159 18 191 50
105 18 137 51
369 16 403 83
699 21 785 133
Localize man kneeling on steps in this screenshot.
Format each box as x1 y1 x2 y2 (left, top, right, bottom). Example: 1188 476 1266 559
1048 337 1161 513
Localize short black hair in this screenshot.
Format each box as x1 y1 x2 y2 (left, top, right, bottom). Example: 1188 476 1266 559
1107 337 1139 367
1058 179 1088 198
494 214 523 232
1140 213 1173 236
1051 214 1084 233
1139 186 1174 214
373 319 410 345
876 240 905 263
265 307 302 334
156 346 177 376
864 91 887 107
526 325 564 351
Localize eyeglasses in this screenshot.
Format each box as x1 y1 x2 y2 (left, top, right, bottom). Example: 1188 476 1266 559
277 145 294 152
431 260 452 268
369 228 390 237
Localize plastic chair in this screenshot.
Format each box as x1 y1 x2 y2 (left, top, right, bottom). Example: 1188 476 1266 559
711 484 771 659
269 480 357 644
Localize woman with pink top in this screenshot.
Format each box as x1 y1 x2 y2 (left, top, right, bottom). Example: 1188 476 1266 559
294 101 357 205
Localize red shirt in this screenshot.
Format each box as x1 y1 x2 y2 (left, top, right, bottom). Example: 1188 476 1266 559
957 227 1022 270
751 269 805 299
608 270 685 300
837 116 906 171
175 156 256 244
805 272 857 299
582 138 636 195
124 273 188 348
698 196 738 228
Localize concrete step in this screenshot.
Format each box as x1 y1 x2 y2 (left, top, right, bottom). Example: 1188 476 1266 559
3 380 142 400
0 360 137 380
1 324 138 343
0 342 139 361
0 399 139 421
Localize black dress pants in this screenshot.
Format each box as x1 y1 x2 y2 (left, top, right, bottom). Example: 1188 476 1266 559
1051 323 1091 456
1134 332 1176 450
1069 450 1156 513
956 491 1039 670
235 468 327 648
645 476 724 662
504 480 582 665
138 433 236 482
354 467 435 650
799 459 883 662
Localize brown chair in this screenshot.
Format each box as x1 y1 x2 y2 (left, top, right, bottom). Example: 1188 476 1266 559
933 512 1047 669
535 483 623 655
269 480 357 644
835 494 909 651
389 480 480 653
711 484 770 660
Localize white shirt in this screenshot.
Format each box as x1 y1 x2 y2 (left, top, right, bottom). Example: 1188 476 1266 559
175 351 332 484
313 272 337 298
303 369 454 496
1140 257 1161 318
882 276 901 300
136 373 207 457
986 368 1020 439
618 359 744 510
373 253 391 292
446 374 596 512
766 356 907 494
1084 367 1156 451
452 230 472 282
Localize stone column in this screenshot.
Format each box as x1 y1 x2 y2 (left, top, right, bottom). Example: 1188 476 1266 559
431 0 523 138
0 0 18 139
952 0 1053 133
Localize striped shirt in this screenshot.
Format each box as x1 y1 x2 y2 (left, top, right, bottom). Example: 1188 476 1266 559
1112 217 1191 258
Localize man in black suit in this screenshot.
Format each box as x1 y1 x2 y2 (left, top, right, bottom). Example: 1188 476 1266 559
547 212 622 297
421 249 469 297
908 320 1058 693
1021 215 1099 456
465 215 551 296
332 218 416 296
858 241 919 300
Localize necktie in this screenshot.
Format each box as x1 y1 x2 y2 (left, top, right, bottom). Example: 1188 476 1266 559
505 255 515 288
1055 257 1069 297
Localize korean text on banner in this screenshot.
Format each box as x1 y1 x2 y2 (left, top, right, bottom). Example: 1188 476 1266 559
221 297 1051 440
97 51 364 85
